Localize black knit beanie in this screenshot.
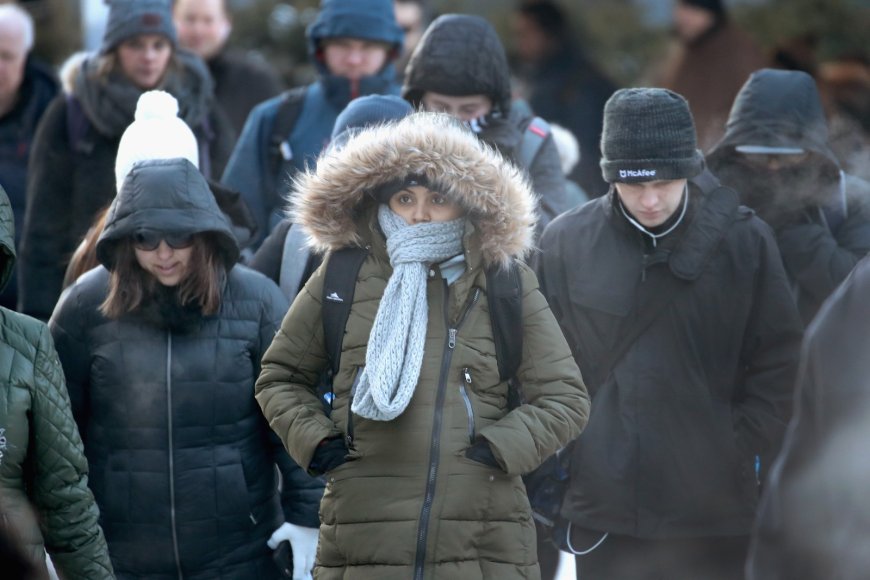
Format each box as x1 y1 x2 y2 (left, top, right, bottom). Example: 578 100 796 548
600 88 705 183
101 0 177 55
679 0 726 17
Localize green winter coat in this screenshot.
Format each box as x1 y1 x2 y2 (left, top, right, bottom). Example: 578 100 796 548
257 113 590 580
0 185 113 579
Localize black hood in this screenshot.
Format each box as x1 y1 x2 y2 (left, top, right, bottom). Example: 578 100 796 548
402 14 512 115
708 69 839 172
96 158 239 269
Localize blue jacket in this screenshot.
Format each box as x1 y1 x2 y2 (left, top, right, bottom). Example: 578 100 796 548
221 0 402 247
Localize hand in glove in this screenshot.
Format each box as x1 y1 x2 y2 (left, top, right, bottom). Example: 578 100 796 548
308 436 349 475
464 439 502 469
268 522 319 580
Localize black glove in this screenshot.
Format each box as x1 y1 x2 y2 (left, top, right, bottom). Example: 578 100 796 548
308 437 349 476
464 439 502 469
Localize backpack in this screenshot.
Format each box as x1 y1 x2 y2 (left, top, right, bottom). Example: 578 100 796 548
268 87 308 200
516 116 551 170
316 246 525 433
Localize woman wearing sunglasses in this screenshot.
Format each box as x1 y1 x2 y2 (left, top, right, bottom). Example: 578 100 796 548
48 157 323 579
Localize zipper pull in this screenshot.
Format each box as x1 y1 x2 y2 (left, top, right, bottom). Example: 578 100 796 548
448 328 457 349
463 368 472 385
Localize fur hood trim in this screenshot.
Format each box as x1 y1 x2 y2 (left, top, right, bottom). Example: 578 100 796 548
60 52 89 95
290 113 537 267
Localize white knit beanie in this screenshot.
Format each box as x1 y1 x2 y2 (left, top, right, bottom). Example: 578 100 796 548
114 90 199 190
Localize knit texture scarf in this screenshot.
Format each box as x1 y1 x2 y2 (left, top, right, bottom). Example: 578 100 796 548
351 205 466 421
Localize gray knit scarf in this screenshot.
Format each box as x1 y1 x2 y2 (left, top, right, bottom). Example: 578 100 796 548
351 205 466 421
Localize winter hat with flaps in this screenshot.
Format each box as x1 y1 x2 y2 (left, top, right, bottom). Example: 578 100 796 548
101 0 176 55
330 94 414 150
600 88 705 183
96 158 240 270
115 91 199 190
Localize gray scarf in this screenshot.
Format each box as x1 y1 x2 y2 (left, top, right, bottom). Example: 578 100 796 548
351 205 466 421
74 50 213 138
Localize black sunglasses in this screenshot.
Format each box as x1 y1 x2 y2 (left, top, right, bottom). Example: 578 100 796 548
132 231 194 251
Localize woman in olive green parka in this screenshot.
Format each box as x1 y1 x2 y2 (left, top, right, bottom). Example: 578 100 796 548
256 113 589 580
0 185 113 579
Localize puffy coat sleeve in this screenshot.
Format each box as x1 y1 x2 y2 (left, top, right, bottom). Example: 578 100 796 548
254 277 324 528
736 220 803 460
19 97 75 320
30 323 114 579
775 176 870 310
47 285 92 437
256 261 343 472
477 263 590 475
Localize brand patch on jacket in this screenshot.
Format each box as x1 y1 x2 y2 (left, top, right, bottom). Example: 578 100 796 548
619 168 657 179
326 291 344 303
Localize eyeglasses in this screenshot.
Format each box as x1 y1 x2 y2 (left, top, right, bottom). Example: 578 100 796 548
132 231 194 251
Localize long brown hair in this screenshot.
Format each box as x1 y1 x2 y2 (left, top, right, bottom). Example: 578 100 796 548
64 207 110 289
100 233 225 319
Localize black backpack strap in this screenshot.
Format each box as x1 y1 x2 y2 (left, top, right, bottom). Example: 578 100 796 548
321 246 369 375
485 261 524 407
517 116 550 169
268 86 308 189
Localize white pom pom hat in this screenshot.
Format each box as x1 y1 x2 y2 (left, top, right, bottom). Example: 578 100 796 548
114 90 200 190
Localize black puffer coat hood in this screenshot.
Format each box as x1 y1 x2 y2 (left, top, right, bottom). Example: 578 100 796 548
708 69 839 174
96 158 239 269
402 14 512 115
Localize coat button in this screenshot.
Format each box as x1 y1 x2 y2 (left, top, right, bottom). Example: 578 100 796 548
429 269 435 277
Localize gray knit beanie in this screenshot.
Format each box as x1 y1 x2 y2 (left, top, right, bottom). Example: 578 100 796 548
600 88 705 183
101 0 177 55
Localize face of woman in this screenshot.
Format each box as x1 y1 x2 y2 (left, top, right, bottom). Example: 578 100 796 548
133 233 194 286
388 185 464 225
117 34 173 89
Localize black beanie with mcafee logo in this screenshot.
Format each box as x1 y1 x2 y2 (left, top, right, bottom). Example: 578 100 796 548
599 88 705 184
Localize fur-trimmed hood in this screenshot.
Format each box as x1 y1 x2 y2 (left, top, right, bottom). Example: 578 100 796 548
291 112 537 267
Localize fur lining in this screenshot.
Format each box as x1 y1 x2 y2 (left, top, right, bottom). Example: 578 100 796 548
290 113 537 267
59 52 89 95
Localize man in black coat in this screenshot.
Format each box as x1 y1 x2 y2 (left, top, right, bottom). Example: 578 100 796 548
0 5 58 310
707 68 870 325
536 88 803 579
173 0 284 136
746 255 870 580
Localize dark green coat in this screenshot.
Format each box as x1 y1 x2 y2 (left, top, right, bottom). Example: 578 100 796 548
0 185 113 578
257 113 590 579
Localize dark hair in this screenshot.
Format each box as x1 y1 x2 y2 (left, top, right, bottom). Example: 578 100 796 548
100 233 225 319
517 1 569 44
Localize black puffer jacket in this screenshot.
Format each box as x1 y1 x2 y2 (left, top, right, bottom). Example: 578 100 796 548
708 69 870 324
537 175 803 539
19 51 235 321
49 159 322 579
208 49 284 136
747 255 870 580
403 14 575 231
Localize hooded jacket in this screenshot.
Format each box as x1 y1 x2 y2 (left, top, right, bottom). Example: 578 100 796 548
49 159 323 579
708 68 870 323
747 255 870 580
0 58 59 309
18 50 235 321
402 14 575 233
0 186 113 579
221 0 404 248
256 113 589 579
536 175 803 539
